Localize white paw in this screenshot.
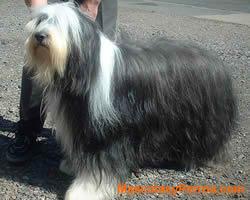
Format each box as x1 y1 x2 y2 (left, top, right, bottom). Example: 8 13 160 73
65 174 116 200
65 190 110 200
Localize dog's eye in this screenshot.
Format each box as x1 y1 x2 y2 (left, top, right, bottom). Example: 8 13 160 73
36 14 48 26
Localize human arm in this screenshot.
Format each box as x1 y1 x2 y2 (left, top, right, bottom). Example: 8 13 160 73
24 0 47 7
80 0 101 20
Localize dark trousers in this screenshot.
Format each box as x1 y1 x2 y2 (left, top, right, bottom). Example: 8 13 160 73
19 0 118 136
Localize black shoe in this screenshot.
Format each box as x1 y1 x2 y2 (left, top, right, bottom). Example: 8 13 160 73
6 121 39 164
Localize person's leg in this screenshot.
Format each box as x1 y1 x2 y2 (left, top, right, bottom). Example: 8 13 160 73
6 0 48 164
6 68 45 163
19 68 45 134
96 0 117 40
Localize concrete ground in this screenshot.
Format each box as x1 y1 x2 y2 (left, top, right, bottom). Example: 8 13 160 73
119 0 250 26
0 0 249 200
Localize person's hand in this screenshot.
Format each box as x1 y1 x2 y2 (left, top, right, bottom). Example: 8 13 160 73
80 0 101 20
24 0 47 8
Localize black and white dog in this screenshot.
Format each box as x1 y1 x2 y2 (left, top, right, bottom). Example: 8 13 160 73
25 2 237 200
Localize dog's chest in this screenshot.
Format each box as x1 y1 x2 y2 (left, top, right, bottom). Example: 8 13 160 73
46 90 73 156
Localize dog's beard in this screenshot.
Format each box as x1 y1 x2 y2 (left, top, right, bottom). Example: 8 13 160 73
25 29 68 86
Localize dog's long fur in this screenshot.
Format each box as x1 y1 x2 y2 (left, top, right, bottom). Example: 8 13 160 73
25 3 237 200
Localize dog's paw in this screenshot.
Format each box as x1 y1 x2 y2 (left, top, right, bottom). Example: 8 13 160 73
59 159 74 176
65 191 111 200
65 175 116 200
65 187 114 200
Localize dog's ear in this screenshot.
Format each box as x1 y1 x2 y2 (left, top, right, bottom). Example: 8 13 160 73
61 28 100 95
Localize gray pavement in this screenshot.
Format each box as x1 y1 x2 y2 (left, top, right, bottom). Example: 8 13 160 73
0 0 249 200
119 0 250 26
120 0 250 13
154 0 250 13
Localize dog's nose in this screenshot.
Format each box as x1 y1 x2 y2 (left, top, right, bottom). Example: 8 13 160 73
34 32 48 43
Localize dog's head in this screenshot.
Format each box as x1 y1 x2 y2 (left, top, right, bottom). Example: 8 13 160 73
25 2 100 90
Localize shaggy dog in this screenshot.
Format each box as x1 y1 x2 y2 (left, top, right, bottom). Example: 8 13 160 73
25 2 237 200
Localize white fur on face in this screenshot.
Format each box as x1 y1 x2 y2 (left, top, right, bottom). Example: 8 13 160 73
25 3 83 85
25 29 68 86
89 34 122 124
30 2 83 48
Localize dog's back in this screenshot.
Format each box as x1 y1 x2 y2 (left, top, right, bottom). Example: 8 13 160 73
113 38 237 167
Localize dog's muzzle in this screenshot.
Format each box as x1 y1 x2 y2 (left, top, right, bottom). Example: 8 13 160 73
34 32 48 45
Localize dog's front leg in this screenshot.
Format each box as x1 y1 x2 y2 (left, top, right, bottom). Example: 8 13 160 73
65 170 117 200
59 158 75 176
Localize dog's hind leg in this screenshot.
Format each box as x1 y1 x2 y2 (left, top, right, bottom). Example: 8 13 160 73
65 170 117 200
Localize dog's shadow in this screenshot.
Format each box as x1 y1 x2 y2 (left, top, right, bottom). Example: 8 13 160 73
0 116 188 199
0 116 72 200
